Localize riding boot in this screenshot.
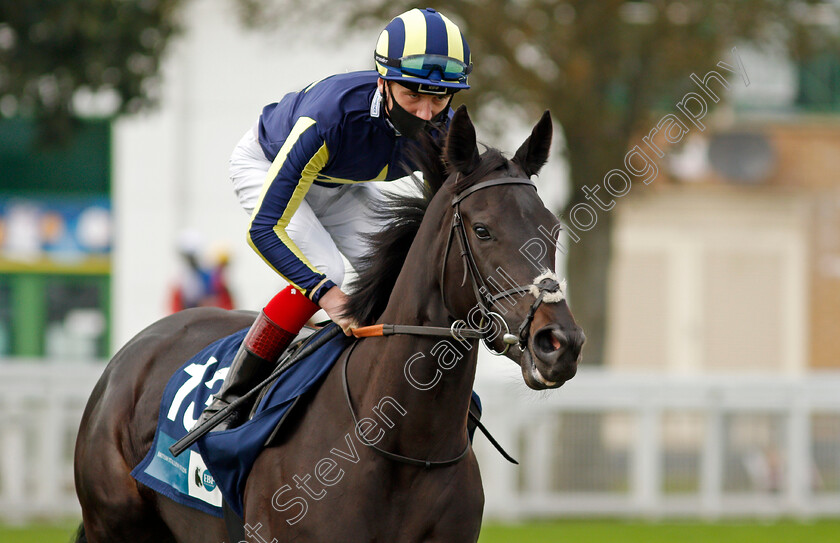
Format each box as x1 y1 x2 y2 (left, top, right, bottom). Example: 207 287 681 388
197 310 296 431
197 286 321 431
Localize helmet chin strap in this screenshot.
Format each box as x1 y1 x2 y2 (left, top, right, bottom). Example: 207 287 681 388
382 82 452 139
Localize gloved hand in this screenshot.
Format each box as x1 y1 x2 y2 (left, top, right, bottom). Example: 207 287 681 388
318 286 360 336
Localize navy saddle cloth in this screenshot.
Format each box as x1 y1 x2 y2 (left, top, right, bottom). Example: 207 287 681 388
131 324 350 518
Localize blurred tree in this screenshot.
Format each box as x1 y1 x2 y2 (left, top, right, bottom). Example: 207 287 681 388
0 0 181 144
235 0 836 366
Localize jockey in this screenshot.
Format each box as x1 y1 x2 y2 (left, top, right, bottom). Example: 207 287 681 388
198 8 472 429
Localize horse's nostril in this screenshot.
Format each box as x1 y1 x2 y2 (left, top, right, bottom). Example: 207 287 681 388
550 330 566 351
535 327 566 354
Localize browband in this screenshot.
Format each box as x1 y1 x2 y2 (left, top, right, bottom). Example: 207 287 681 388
451 176 536 206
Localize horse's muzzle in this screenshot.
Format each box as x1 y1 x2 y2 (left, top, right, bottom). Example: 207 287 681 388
523 324 584 389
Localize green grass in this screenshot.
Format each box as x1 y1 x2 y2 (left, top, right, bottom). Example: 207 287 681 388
0 521 79 543
2 519 839 542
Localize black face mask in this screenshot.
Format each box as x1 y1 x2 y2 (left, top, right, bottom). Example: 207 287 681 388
383 85 451 140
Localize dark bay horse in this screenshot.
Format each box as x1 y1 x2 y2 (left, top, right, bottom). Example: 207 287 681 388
74 106 584 542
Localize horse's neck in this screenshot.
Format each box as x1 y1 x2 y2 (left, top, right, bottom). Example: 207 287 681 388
348 219 477 456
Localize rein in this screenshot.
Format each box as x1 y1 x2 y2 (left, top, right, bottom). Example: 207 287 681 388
341 341 470 468
344 176 564 469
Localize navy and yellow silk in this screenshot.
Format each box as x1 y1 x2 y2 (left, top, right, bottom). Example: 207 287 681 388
249 70 431 304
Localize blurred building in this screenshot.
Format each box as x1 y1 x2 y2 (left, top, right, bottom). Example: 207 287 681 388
606 47 840 374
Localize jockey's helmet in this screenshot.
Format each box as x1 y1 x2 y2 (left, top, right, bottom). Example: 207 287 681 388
374 8 471 95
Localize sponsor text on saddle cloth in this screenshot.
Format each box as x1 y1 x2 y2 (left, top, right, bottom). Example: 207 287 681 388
131 325 350 517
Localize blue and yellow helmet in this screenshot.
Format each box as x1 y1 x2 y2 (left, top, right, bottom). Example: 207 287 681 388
374 8 471 94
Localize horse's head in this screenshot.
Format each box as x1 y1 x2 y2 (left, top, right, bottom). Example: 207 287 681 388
437 106 584 390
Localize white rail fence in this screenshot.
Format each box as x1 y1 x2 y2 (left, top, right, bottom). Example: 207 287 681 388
474 369 840 520
2 361 840 523
0 361 104 522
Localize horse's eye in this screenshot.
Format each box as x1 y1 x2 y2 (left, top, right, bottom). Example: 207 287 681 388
473 224 492 240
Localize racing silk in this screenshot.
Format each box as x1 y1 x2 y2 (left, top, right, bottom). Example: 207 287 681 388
249 70 440 304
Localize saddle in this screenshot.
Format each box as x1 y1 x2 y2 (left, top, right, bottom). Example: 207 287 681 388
134 323 349 521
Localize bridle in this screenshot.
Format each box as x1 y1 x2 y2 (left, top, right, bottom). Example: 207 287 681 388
441 176 564 355
353 175 565 355
344 175 565 468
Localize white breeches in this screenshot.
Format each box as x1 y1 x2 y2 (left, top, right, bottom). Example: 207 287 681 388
228 126 385 288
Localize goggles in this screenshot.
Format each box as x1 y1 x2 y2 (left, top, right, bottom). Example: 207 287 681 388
375 53 472 83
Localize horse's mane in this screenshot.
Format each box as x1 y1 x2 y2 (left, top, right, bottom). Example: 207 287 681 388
343 133 510 325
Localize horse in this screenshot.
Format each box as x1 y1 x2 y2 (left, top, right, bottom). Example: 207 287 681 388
73 105 584 543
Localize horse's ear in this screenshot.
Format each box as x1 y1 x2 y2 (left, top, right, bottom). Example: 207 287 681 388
513 110 553 177
444 105 480 175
